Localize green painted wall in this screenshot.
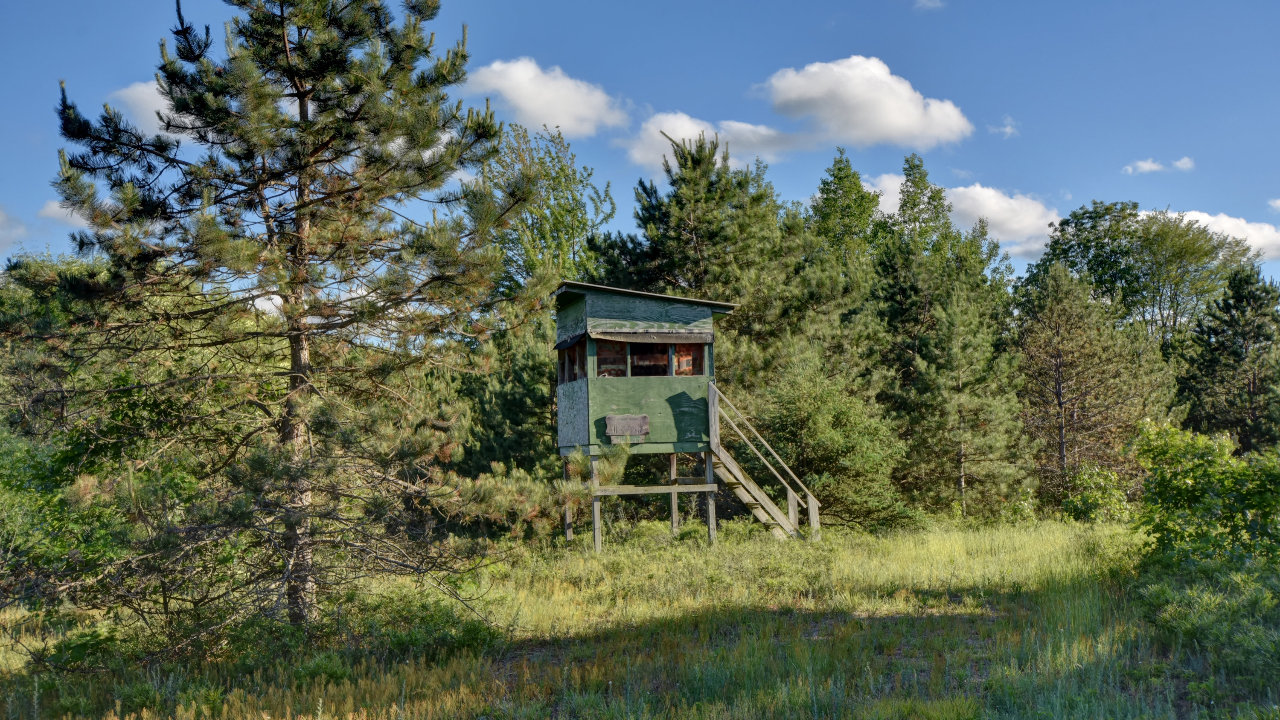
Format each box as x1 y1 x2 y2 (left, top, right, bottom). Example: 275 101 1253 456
556 296 587 345
556 379 590 448
585 293 713 334
587 376 709 453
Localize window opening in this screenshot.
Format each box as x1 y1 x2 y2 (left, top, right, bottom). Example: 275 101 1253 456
596 340 628 377
630 342 670 377
673 344 704 376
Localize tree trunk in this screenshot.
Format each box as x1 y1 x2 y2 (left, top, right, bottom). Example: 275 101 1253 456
281 314 316 626
282 65 317 626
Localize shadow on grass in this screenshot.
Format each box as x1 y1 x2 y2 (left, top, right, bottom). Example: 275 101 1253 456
1 554 1187 719
483 574 1174 719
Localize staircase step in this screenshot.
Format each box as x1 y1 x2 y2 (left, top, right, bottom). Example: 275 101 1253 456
711 448 796 539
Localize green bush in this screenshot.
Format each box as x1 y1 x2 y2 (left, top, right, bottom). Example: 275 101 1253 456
1062 466 1131 523
1134 422 1280 564
753 360 915 531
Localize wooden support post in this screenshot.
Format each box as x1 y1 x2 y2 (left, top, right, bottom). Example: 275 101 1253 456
562 459 574 541
807 492 820 541
787 488 799 530
591 457 602 553
704 450 717 544
669 454 680 532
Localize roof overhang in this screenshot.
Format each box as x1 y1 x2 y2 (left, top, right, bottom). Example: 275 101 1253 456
552 280 737 313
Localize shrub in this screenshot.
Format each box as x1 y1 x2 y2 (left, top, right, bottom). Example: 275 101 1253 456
753 360 915 531
1134 422 1280 564
1062 465 1131 523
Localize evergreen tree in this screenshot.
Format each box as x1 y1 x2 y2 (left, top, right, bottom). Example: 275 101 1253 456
8 0 529 632
907 284 1027 514
1016 263 1175 501
871 155 1025 511
809 147 880 260
1179 265 1280 453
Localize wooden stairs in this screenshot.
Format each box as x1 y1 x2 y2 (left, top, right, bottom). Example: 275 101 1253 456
709 382 819 540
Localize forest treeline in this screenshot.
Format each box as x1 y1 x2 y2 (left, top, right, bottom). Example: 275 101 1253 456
2 0 1280 667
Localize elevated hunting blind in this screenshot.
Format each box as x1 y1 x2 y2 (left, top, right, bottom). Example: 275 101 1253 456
553 281 820 550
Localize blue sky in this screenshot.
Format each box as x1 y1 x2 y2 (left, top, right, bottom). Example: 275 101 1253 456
4 0 1280 276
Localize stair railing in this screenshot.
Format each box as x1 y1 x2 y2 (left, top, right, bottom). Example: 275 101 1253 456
709 381 820 537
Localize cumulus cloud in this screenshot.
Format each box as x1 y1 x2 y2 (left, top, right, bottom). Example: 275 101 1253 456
1268 198 1280 212
949 184 1060 257
623 111 792 171
764 55 972 150
468 58 627 138
1123 156 1195 175
1123 158 1164 175
988 115 1018 139
108 80 168 135
860 174 1059 257
863 173 904 216
1179 211 1280 259
38 200 89 229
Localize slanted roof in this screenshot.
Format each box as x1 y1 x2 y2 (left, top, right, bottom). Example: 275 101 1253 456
552 281 737 313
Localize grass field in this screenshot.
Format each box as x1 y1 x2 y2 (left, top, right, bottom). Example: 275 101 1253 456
0 519 1260 719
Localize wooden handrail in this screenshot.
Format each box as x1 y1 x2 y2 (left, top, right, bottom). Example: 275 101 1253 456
718 409 808 510
711 383 820 505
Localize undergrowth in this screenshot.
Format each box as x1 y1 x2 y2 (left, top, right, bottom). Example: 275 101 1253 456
2 519 1276 719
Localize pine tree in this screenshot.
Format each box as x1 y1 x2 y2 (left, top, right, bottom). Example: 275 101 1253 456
11 0 529 631
907 285 1027 514
1017 263 1175 500
810 147 880 260
871 155 1024 511
1179 265 1280 453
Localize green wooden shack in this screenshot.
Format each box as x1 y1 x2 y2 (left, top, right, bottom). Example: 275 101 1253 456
553 281 819 550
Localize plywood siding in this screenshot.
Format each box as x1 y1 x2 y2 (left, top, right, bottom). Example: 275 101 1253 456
556 297 587 346
585 293 713 334
588 376 709 450
556 379 590 448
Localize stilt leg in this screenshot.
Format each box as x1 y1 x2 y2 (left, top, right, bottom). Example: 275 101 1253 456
704 451 717 544
563 459 574 541
669 454 679 532
591 457 602 552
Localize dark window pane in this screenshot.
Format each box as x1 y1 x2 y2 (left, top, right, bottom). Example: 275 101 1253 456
597 340 627 377
630 343 670 377
574 338 586 380
674 344 704 376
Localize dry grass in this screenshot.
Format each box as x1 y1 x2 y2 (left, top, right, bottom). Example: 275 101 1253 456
2 520 1208 719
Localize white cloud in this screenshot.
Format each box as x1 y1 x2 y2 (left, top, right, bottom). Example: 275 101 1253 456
988 115 1018 139
1179 211 1280 259
1173 156 1195 171
38 200 89 229
765 55 972 150
863 173 904 216
1123 158 1164 175
1268 198 1280 212
623 111 791 171
860 174 1060 257
948 184 1060 257
108 80 168 136
915 0 944 8
0 206 28 254
467 58 627 138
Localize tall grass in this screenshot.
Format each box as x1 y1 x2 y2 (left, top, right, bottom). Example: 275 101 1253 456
0 520 1244 719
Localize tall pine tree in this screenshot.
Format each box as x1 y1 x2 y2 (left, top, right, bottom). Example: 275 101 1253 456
1179 265 1280 454
10 0 529 631
1017 263 1175 500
